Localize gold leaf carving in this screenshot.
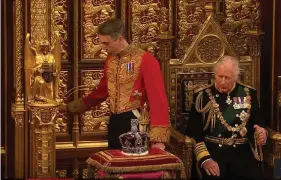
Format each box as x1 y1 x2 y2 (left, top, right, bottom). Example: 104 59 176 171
131 0 160 55
222 0 260 56
30 0 48 48
176 0 206 59
81 70 110 132
51 0 68 60
195 35 224 63
15 0 24 100
56 71 68 133
83 0 115 59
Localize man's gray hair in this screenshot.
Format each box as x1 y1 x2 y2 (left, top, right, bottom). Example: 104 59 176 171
213 55 241 80
97 18 125 40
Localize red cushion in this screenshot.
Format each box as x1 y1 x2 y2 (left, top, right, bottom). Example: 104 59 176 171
86 147 184 174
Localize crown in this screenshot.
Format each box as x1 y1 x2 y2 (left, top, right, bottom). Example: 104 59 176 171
119 119 149 156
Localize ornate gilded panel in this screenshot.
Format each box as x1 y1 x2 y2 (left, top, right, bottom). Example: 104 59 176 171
56 71 68 133
30 0 49 48
220 0 261 56
130 0 161 55
82 0 116 59
15 0 24 101
29 106 58 178
80 70 110 132
171 16 237 65
51 0 68 60
175 0 206 59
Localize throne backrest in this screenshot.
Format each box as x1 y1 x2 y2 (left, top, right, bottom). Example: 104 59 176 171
176 72 214 133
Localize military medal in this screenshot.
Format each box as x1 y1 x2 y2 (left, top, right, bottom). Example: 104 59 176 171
226 94 232 105
127 62 134 74
236 110 248 121
233 97 239 109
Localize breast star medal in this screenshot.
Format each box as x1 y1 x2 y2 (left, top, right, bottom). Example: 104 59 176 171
226 94 232 105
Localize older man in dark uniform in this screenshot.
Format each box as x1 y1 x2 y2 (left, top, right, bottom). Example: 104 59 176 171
186 56 267 179
60 19 170 150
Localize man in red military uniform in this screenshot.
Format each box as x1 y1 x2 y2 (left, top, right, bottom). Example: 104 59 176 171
60 19 170 150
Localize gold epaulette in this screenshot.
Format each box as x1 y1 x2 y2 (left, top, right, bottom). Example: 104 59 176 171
194 83 214 94
237 81 256 90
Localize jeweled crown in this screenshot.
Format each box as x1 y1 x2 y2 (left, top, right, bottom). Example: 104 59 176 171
119 119 149 156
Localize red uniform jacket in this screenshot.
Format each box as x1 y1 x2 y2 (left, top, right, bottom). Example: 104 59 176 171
82 44 170 143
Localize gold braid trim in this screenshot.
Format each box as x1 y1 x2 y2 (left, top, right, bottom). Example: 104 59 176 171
249 131 263 161
195 91 213 130
150 126 171 143
67 98 86 113
194 142 210 162
205 87 251 133
195 92 212 113
161 171 172 179
86 158 186 178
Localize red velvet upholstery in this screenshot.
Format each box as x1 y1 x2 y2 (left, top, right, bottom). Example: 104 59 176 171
86 147 186 179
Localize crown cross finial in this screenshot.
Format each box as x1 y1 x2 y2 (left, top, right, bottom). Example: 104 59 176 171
131 119 138 133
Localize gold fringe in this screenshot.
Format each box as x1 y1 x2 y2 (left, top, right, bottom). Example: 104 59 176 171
150 126 171 143
86 157 186 178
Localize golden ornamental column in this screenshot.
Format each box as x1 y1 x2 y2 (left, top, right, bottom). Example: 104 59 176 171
24 31 62 178
155 6 175 92
28 105 59 178
11 0 25 178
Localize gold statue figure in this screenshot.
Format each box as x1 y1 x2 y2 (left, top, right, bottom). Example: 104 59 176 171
24 32 62 105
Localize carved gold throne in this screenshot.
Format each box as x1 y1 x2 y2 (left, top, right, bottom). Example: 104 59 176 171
157 3 262 177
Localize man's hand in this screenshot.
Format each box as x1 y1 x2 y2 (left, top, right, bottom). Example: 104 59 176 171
253 125 267 146
151 143 165 150
202 159 220 176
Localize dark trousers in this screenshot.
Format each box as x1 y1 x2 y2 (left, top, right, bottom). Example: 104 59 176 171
200 143 264 180
107 111 137 149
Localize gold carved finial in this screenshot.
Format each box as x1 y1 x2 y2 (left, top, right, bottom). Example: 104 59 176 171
204 2 214 17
